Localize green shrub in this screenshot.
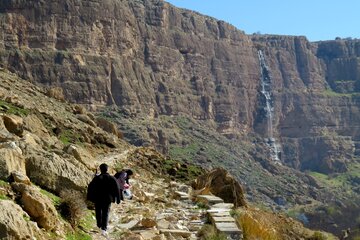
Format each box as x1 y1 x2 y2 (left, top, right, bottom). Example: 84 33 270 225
78 210 95 233
324 206 337 216
23 214 30 222
196 202 209 210
0 180 9 187
0 194 9 200
59 129 82 145
0 100 30 116
308 231 326 240
113 161 124 172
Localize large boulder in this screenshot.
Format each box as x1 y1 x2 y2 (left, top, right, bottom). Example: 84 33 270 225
10 171 31 185
65 144 96 170
76 114 97 127
2 114 24 137
0 114 14 142
11 183 60 230
96 117 121 137
23 114 50 140
18 132 41 153
0 200 43 239
26 151 92 193
72 105 87 115
0 129 15 142
46 87 65 102
0 142 26 180
191 168 247 208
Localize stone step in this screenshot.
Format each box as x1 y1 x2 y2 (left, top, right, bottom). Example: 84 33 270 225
207 208 231 214
174 191 190 200
211 203 234 209
196 195 224 205
215 222 242 236
209 211 231 218
211 216 236 223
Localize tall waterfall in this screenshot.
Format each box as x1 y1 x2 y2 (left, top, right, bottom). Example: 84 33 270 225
258 50 281 163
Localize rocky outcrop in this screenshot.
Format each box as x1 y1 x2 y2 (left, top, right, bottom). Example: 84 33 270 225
65 144 95 169
11 182 60 230
0 69 136 238
3 114 24 137
96 117 121 137
191 168 247 208
26 151 92 193
0 200 43 240
9 170 31 185
0 141 26 180
23 114 50 140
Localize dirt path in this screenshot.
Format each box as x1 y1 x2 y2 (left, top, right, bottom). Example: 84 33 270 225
88 150 206 240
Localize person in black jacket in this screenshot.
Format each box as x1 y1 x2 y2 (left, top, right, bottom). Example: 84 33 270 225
87 163 120 236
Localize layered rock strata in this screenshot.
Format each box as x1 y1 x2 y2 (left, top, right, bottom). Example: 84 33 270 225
1 0 360 174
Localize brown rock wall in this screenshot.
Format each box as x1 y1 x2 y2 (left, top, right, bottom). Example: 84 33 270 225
0 0 260 136
1 0 360 173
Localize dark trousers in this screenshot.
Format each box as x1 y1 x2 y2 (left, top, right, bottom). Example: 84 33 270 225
95 201 111 230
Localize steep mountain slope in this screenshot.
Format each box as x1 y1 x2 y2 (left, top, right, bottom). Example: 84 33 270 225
1 0 360 237
0 69 334 240
0 68 205 239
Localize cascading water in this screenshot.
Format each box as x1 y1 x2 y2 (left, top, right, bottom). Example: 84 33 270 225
258 50 281 163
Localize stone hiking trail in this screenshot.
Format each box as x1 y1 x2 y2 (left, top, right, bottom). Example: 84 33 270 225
89 152 243 240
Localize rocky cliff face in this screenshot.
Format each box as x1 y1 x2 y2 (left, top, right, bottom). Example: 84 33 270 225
252 36 360 173
1 0 360 175
0 0 261 137
316 40 360 94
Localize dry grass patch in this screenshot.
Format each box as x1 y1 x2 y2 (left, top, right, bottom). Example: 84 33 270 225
59 189 87 228
235 207 337 240
236 209 280 240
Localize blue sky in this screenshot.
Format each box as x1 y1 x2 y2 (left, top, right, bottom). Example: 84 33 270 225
165 0 359 42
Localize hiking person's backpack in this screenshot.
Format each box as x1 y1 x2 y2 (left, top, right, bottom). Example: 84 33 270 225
87 175 98 203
